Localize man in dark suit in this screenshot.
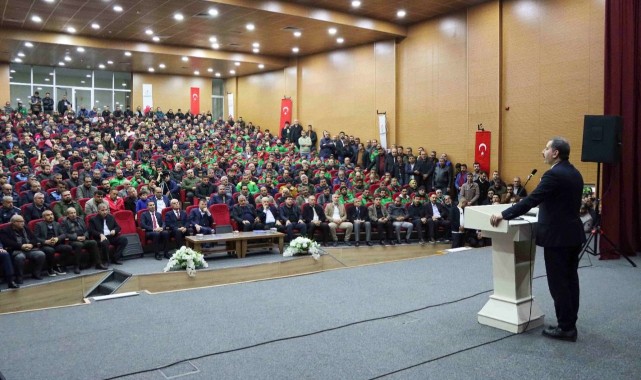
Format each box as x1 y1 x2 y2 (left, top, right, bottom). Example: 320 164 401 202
0 196 20 224
151 187 171 212
61 206 105 271
231 195 260 231
491 137 585 342
425 193 451 243
208 187 233 209
0 242 19 288
256 198 285 232
0 215 46 283
34 210 73 276
278 195 307 242
450 198 469 249
23 192 50 224
164 199 188 247
408 195 428 245
88 204 127 265
347 197 372 247
188 199 214 235
301 195 331 246
140 200 170 260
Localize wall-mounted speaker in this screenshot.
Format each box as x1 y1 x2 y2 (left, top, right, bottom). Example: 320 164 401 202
581 115 622 164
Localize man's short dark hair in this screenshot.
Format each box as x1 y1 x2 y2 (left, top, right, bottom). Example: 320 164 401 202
550 137 570 160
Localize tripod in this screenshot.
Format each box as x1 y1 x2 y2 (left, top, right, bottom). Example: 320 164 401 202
579 163 636 267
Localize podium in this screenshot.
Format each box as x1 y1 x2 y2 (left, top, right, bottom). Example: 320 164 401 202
465 204 544 333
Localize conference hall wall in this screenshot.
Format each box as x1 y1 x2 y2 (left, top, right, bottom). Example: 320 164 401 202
132 73 213 116
230 0 603 185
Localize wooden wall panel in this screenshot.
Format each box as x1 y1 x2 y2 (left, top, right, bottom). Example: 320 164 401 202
0 63 9 105
132 73 213 115
236 70 285 131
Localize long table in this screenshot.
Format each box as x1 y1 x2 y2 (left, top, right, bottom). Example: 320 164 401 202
185 231 285 258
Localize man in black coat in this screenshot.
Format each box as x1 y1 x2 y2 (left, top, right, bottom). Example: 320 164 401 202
0 215 46 283
23 192 50 224
61 207 105 271
88 204 127 265
491 137 585 342
164 199 189 247
231 195 260 232
34 210 73 276
301 195 330 246
278 196 307 242
188 199 214 235
408 195 428 245
346 197 372 247
424 193 451 243
140 201 170 260
256 198 285 232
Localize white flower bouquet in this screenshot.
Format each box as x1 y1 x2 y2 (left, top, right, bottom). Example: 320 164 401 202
163 246 209 277
283 236 322 260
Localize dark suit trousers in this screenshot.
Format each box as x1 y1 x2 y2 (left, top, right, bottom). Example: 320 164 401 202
11 249 45 277
544 246 581 331
372 220 393 241
413 220 428 241
69 240 100 266
98 235 128 262
426 218 451 240
307 222 330 243
169 229 186 247
1 251 14 281
41 243 73 268
146 231 169 255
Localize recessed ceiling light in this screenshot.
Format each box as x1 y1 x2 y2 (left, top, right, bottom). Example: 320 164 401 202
258 64 265 69
37 87 42 91
91 23 100 29
194 70 200 75
45 78 50 82
64 56 72 62
230 70 236 75
31 15 42 23
208 8 219 16
25 42 33 48
209 36 217 42
211 43 220 49
148 67 155 72
80 80 85 84
397 9 406 18
294 31 302 37
124 51 132 56
337 37 345 44
352 0 361 8
234 62 241 66
17 52 25 57
98 64 105 69
58 61 65 66
215 72 221 77
174 13 184 21
14 58 22 63
122 83 127 87
67 26 77 33
159 63 166 69
246 23 255 31
50 72 54 75
86 74 91 77
252 48 260 53
292 47 299 53
44 0 55 3
113 5 123 12
10 70 15 73
182 56 189 61
145 29 153 35
207 68 213 72
152 36 160 42
77 47 85 52
252 42 260 48
328 27 337 35
107 60 113 64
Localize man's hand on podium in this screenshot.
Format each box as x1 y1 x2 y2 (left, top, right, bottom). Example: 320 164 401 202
490 213 503 227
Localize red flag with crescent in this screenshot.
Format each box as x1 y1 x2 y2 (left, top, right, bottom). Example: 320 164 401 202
280 98 292 133
475 131 491 174
190 87 200 114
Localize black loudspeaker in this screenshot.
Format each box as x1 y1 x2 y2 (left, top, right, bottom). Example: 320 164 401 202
581 115 622 164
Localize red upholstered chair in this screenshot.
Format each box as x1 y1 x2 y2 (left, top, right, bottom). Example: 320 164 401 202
208 204 230 229
14 181 27 192
78 198 90 210
72 162 84 171
27 218 43 233
160 207 173 223
85 213 97 227
20 203 32 215
113 210 136 234
70 187 78 199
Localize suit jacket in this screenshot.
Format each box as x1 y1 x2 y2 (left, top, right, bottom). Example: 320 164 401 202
0 225 37 253
324 202 348 222
347 205 370 222
164 209 188 230
231 204 257 224
279 204 301 223
301 204 329 223
450 206 463 232
407 203 427 221
425 202 449 220
23 204 50 224
34 221 67 244
501 160 585 247
208 194 233 209
188 208 214 228
140 210 164 232
151 195 171 211
87 214 122 240
368 204 389 221
257 205 281 224
60 217 90 240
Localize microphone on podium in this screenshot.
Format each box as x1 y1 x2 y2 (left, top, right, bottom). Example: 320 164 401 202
519 169 538 197
526 168 538 180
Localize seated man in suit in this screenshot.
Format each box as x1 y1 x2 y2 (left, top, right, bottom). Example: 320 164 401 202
347 197 372 247
302 194 331 246
324 193 353 246
52 189 84 221
151 187 170 212
367 196 395 246
278 195 307 242
140 200 170 260
425 193 451 243
88 204 128 265
408 195 428 245
256 198 284 232
23 192 50 224
0 196 21 224
188 199 214 235
450 197 469 249
85 190 107 215
208 186 233 209
0 215 46 283
34 210 73 276
231 195 260 231
0 242 20 288
61 206 105 271
164 199 188 247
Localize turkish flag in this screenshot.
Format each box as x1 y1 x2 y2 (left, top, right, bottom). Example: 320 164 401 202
475 131 491 174
190 87 200 114
279 98 292 132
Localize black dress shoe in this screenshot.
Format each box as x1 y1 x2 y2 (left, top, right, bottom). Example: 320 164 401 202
344 241 352 246
15 276 23 284
8 281 20 289
73 266 81 275
155 254 162 261
379 240 385 246
405 239 411 244
390 240 396 246
113 260 123 265
366 241 374 246
164 253 171 259
331 241 338 247
95 264 108 270
354 242 360 247
542 327 577 342
32 273 43 280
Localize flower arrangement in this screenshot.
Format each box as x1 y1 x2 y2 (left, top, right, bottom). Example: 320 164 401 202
163 246 209 277
283 236 322 260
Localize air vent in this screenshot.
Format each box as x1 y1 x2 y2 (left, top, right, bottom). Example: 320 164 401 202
228 43 241 47
282 26 301 31
193 12 211 18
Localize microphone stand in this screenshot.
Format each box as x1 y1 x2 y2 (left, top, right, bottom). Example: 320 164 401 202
517 174 535 198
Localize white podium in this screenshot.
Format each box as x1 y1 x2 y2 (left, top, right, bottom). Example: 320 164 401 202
465 204 544 333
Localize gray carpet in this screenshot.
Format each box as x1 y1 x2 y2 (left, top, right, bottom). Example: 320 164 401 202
0 248 639 380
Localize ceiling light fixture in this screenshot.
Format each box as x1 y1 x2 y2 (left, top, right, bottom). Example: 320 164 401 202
209 36 217 42
31 15 42 23
86 74 91 78
182 56 189 62
113 5 123 12
258 64 265 69
230 70 236 75
10 70 15 73
25 42 34 48
246 23 255 31
91 23 100 29
107 60 113 64
234 62 241 66
194 70 200 75
124 51 132 56
152 36 160 42
328 27 337 35
77 47 85 52
352 1 361 8
145 29 153 35
252 48 260 53
397 9 407 18
174 13 184 21
159 63 166 69
58 61 65 66
14 58 22 63
292 47 300 53
208 8 219 16
148 67 155 72
215 73 221 77
64 56 72 62
67 26 77 33
98 64 106 69
252 42 260 48
211 43 220 49
337 37 345 44
207 68 213 72
17 52 25 57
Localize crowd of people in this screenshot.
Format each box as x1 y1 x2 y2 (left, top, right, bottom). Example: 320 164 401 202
0 93 597 290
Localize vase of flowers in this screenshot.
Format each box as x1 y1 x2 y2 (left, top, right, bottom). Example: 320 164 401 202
283 237 322 260
163 246 209 277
